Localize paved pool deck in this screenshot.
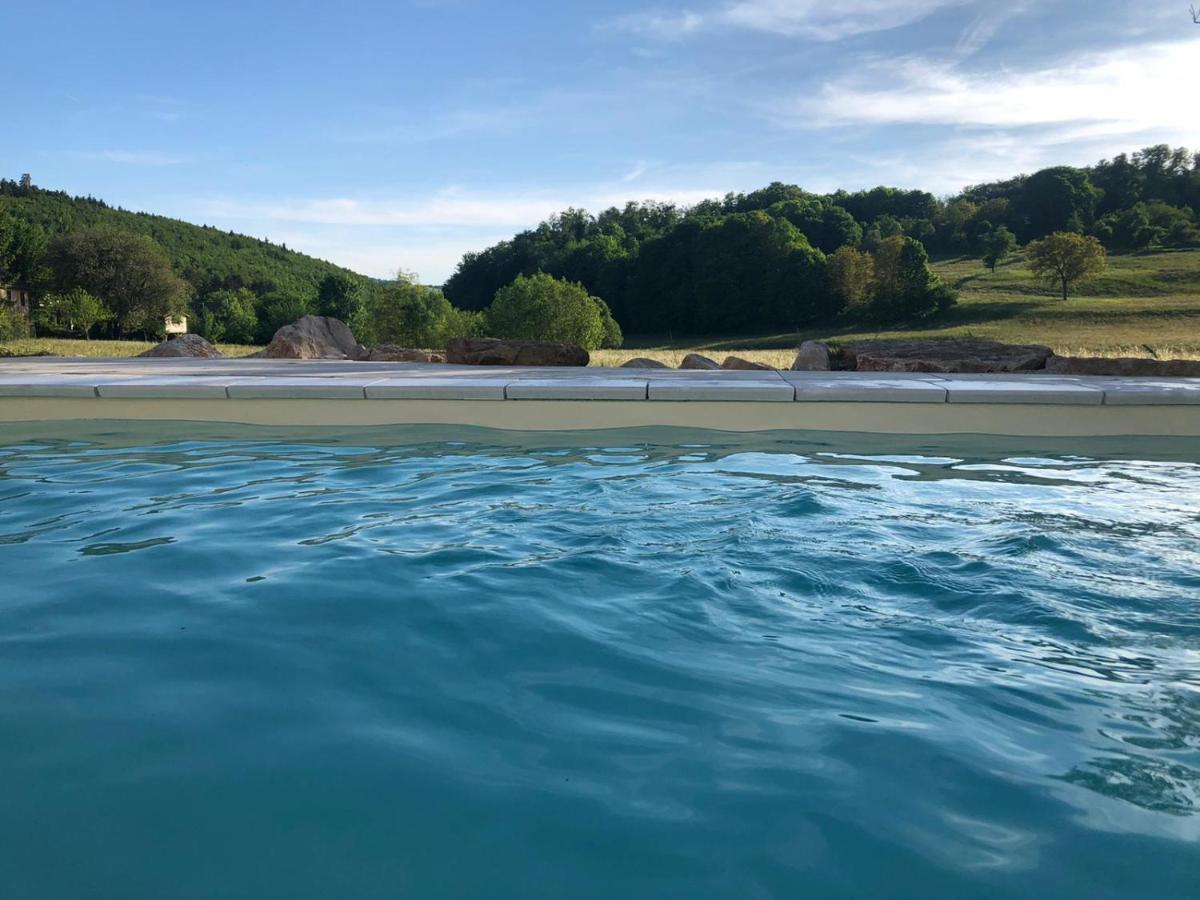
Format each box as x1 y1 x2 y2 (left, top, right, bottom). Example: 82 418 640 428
1 357 1198 436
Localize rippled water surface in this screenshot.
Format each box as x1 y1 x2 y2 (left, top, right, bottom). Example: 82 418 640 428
1 424 1199 899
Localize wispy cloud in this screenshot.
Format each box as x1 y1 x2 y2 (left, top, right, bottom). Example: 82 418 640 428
77 150 190 166
953 0 1033 56
609 0 968 41
779 38 1198 139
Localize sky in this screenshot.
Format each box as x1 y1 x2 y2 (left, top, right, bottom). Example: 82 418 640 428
6 0 1199 283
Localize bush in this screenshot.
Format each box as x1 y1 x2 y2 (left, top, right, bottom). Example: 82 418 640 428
0 306 32 341
32 287 110 338
486 273 607 350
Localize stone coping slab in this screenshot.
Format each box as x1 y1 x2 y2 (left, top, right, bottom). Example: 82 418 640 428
0 360 1197 409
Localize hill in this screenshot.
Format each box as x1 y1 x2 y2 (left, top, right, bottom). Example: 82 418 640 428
0 179 363 299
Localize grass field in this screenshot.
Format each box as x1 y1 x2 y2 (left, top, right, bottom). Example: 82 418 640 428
4 250 1199 366
597 249 1200 366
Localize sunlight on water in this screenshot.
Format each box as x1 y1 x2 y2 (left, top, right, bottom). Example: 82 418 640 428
0 426 1198 898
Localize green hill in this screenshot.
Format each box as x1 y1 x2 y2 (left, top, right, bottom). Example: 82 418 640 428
0 180 364 298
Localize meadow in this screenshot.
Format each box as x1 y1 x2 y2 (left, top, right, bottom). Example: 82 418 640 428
4 250 1199 366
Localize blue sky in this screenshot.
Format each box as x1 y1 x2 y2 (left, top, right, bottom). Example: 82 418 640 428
6 0 1198 282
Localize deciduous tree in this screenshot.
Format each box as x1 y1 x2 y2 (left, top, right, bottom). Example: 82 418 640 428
981 226 1018 272
1025 232 1107 301
47 227 188 336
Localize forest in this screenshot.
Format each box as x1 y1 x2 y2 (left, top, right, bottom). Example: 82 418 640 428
3 145 1199 345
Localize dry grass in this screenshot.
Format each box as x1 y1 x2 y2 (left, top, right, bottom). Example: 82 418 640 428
0 338 261 358
590 348 798 368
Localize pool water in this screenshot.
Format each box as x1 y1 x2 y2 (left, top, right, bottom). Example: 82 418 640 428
1 427 1198 898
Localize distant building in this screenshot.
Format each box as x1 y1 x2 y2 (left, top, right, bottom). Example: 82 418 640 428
0 282 33 320
165 315 188 338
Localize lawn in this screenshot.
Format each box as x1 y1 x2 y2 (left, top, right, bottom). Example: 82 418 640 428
4 250 1199 366
599 248 1200 366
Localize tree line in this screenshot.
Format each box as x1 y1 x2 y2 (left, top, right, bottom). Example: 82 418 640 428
4 144 1199 345
443 144 1200 335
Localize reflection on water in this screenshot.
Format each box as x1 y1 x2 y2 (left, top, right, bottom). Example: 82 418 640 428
0 425 1198 899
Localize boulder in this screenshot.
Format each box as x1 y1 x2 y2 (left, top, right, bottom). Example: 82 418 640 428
1045 356 1200 377
721 356 774 371
791 341 831 371
620 357 671 369
679 353 721 370
365 345 446 363
139 334 223 359
835 339 1052 373
262 315 365 360
445 337 589 367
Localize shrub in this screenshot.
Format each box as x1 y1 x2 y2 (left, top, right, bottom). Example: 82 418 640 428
486 273 607 350
33 288 110 338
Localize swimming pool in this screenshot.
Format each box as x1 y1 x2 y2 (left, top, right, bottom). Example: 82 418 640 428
1 424 1197 898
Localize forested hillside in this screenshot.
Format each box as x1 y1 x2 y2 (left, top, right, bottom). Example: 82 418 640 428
4 145 1200 346
0 178 358 299
445 145 1200 335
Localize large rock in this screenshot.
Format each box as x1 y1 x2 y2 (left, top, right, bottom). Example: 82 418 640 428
620 357 670 369
1045 356 1200 377
679 353 720 370
721 356 774 371
365 345 445 363
836 339 1052 373
139 334 223 359
445 337 589 367
262 315 365 360
791 341 831 371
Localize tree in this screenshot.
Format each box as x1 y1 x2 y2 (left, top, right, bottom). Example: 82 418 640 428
46 227 189 335
33 288 111 339
368 274 453 347
1025 232 1107 301
826 247 874 317
486 273 607 349
981 226 1018 272
256 291 312 342
198 288 258 344
870 236 955 322
316 272 366 323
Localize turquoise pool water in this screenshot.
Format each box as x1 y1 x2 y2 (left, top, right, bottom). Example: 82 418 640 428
1 426 1198 898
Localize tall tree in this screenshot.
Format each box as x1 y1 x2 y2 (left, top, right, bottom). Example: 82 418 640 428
46 227 189 335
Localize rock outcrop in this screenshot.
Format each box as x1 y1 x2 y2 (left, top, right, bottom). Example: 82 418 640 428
445 337 589 367
262 316 365 360
790 341 831 371
138 334 223 359
836 339 1052 373
1045 356 1200 377
620 357 670 369
365 345 446 363
679 353 721 370
721 356 774 371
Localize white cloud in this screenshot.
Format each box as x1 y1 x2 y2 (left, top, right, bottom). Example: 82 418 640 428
786 38 1199 139
77 150 189 165
611 0 968 41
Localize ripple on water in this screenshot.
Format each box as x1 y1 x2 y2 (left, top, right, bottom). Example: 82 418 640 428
0 428 1198 899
